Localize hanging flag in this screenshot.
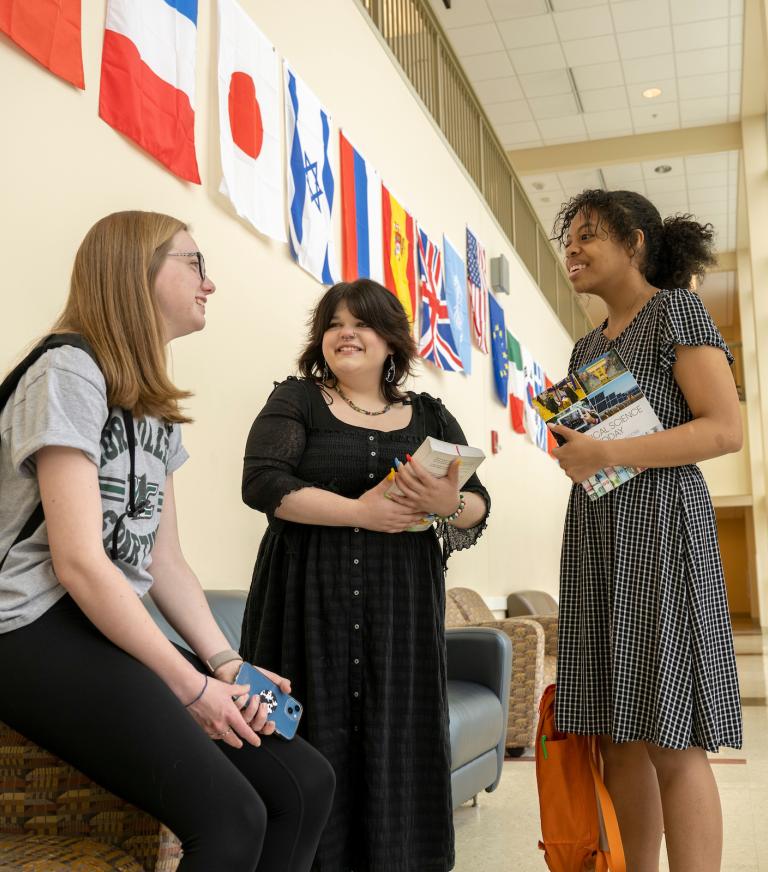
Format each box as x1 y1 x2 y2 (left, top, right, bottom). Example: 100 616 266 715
489 293 508 405
529 359 548 451
217 0 285 241
382 185 416 326
442 235 472 374
284 61 338 284
339 132 383 284
418 227 463 372
507 331 526 434
0 0 84 88
466 226 490 354
544 375 559 456
99 0 200 183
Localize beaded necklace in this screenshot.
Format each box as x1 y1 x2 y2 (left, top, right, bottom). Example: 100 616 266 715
334 384 392 416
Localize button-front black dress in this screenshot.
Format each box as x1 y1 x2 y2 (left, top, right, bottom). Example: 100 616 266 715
240 378 489 872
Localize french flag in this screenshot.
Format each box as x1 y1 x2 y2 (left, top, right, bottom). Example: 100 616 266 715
99 0 200 184
340 131 383 284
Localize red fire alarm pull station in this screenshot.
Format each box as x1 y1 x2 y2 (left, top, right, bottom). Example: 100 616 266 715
491 430 500 454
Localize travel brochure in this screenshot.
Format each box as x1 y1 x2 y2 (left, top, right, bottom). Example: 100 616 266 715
533 349 663 500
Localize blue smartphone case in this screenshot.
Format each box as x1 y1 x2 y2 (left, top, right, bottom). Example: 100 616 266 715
235 663 303 740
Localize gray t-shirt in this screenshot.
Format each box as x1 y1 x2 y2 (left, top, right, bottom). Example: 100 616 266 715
0 346 188 633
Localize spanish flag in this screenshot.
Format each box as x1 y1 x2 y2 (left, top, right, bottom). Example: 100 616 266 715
0 0 84 88
382 184 416 328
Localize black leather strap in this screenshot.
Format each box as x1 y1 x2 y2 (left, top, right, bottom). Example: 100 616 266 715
0 334 97 572
0 503 45 573
109 409 149 561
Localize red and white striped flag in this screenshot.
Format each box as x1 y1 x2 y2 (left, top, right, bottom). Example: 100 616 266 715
466 226 490 354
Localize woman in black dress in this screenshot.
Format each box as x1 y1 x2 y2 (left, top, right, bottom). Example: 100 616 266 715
549 190 742 872
240 278 489 872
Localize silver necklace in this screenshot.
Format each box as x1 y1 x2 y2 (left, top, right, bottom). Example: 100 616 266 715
335 384 392 416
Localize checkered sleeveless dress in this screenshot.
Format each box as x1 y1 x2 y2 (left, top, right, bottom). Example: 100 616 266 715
555 287 742 751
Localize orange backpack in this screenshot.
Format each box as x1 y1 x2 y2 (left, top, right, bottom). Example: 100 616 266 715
535 685 626 872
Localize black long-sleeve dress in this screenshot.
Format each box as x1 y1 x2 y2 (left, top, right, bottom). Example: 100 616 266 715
240 377 489 872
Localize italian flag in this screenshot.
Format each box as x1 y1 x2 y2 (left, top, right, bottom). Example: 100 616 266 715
507 331 526 435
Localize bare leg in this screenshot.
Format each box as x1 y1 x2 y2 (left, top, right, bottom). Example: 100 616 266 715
645 744 722 872
600 736 664 872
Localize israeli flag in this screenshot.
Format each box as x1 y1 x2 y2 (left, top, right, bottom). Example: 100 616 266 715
284 62 338 284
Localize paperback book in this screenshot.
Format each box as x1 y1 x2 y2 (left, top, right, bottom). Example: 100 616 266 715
386 435 485 531
533 349 663 500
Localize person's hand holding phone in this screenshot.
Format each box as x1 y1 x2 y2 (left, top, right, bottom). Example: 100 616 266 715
185 674 267 748
236 666 292 734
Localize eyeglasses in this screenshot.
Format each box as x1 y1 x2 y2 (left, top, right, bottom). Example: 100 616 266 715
168 250 206 282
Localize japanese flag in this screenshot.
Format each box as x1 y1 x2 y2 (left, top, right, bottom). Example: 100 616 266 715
217 0 286 241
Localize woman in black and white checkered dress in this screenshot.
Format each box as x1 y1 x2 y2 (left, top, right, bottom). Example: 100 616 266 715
549 190 742 872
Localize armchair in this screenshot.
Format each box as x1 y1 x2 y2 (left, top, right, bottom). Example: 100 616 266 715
446 586 557 751
0 590 511 868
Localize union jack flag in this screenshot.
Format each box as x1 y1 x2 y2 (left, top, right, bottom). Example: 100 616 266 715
466 226 490 354
418 228 464 372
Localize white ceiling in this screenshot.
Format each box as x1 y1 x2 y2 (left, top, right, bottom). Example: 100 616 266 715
521 149 739 251
428 0 743 148
428 0 743 325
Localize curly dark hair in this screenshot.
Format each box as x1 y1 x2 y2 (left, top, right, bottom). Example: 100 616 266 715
297 278 417 404
551 189 717 290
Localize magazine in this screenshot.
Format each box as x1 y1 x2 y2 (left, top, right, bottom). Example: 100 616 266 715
386 435 485 531
533 349 663 500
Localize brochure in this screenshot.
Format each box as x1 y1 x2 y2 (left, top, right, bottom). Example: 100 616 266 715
533 349 663 500
386 435 485 531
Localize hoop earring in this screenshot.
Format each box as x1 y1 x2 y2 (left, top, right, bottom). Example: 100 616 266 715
385 355 396 384
322 361 329 382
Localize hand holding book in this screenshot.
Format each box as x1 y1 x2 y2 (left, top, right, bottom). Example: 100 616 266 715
548 421 615 484
386 454 462 520
357 475 427 534
534 349 663 500
385 436 486 531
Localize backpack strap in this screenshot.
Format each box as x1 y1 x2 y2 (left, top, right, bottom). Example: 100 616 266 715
109 409 149 561
0 334 99 572
589 736 626 872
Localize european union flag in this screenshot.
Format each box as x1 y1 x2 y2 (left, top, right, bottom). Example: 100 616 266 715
488 292 508 405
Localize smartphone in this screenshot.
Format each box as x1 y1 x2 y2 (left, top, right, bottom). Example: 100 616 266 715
234 662 303 740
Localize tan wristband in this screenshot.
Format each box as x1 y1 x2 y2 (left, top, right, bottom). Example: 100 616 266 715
205 648 243 674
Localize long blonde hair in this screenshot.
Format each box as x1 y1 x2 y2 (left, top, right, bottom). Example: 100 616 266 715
52 210 193 423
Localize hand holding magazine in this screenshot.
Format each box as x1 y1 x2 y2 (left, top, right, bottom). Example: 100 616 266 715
533 349 663 500
386 436 485 531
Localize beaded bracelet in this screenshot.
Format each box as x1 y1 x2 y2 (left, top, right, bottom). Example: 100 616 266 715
184 674 208 708
437 493 465 523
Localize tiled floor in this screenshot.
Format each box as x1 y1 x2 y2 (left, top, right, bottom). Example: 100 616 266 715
453 638 768 871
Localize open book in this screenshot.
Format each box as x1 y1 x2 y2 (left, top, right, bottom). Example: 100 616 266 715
386 435 485 531
533 349 663 500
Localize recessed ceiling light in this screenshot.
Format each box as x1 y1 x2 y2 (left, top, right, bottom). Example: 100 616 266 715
643 87 663 99
654 164 672 174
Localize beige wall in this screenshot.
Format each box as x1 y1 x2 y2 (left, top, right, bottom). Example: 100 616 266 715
0 1 575 600
700 404 752 500
716 511 752 615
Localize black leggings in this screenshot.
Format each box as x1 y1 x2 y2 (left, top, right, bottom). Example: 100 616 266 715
0 595 335 872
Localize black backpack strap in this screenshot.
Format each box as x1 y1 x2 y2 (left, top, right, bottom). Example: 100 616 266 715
0 334 98 572
0 334 95 412
0 503 44 574
109 408 149 561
